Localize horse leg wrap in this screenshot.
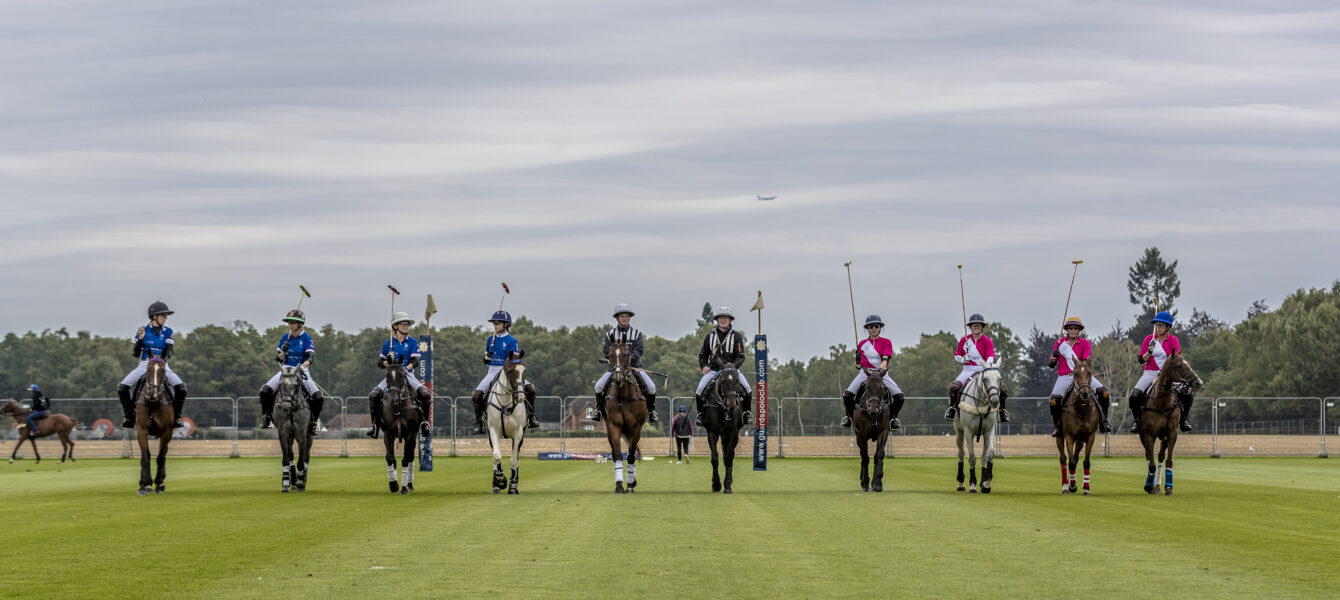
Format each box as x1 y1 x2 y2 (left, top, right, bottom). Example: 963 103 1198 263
118 385 134 426
614 460 624 484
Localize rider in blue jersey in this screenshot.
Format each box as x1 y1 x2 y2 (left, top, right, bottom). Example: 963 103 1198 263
366 312 432 439
258 309 326 436
470 310 539 434
117 301 188 428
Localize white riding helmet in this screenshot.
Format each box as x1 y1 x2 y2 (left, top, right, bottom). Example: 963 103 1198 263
713 306 735 320
391 311 414 326
613 303 635 318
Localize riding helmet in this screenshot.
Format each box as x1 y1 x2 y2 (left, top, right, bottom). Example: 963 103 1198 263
282 309 306 324
864 314 884 328
1063 316 1084 329
490 310 512 324
612 303 635 318
1150 311 1174 326
29 384 40 392
391 311 414 326
967 313 987 326
147 301 174 318
677 405 687 412
712 306 735 320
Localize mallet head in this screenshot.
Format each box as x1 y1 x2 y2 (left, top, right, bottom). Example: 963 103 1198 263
387 284 400 295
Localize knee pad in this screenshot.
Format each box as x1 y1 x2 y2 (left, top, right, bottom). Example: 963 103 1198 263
173 384 188 395
416 387 432 402
948 381 963 395
523 382 536 395
118 384 131 393
999 383 1010 399
369 388 384 402
1049 395 1062 407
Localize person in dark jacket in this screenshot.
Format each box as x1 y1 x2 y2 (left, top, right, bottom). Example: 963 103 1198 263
693 306 753 426
23 384 50 436
671 405 694 463
592 303 659 423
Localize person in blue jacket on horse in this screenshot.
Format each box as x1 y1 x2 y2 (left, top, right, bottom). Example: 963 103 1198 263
117 301 188 429
471 310 539 434
366 312 432 439
258 309 326 436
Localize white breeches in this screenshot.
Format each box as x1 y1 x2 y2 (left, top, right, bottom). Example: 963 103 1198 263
595 370 656 394
265 371 320 396
1050 373 1105 397
696 370 751 395
476 366 504 392
121 360 183 387
1133 371 1159 394
846 371 903 395
954 365 983 385
378 372 425 392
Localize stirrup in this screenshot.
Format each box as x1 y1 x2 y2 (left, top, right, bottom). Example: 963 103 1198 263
1129 422 1141 434
694 414 703 426
172 417 185 429
526 416 539 429
840 416 852 428
741 412 753 425
308 421 320 437
998 409 1010 423
121 416 135 428
472 420 486 435
591 411 603 423
1179 420 1193 433
889 418 901 431
647 411 659 423
1100 420 1111 434
1051 425 1062 438
420 421 432 436
944 407 957 420
260 415 273 429
365 425 379 439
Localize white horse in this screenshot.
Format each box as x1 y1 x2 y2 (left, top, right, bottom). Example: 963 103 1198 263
485 351 528 494
954 356 1002 494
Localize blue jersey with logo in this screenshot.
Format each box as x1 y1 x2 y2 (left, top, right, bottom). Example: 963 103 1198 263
485 333 519 366
136 324 175 359
277 332 315 367
381 336 421 365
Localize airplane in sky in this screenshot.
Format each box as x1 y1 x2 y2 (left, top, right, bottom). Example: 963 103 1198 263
756 195 776 201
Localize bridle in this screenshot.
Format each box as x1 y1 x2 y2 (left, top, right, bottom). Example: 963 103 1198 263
488 357 526 415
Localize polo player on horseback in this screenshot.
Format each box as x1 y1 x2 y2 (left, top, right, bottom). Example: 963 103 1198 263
945 313 1010 422
1047 316 1111 437
693 306 753 427
471 310 539 434
20 384 50 436
1128 310 1192 433
258 309 326 436
117 301 188 429
841 314 906 431
592 303 659 423
366 312 432 439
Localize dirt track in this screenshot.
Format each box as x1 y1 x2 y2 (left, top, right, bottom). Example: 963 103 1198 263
4 433 1328 459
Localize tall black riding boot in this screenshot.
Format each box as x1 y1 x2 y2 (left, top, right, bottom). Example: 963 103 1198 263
1128 389 1146 433
258 386 276 429
740 391 754 425
945 382 962 420
471 390 487 434
523 384 539 430
998 384 1011 423
840 391 856 428
591 392 606 422
308 392 325 437
171 384 188 428
645 392 659 423
1178 395 1194 432
694 395 705 427
1096 387 1112 433
366 389 383 439
415 387 433 437
118 384 135 428
889 393 905 431
1049 395 1063 438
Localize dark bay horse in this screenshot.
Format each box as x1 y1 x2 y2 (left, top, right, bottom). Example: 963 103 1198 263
380 362 424 494
273 366 312 492
136 358 175 495
603 341 646 494
486 351 527 494
851 368 892 492
1057 360 1100 495
1140 354 1202 495
702 366 748 494
4 399 79 464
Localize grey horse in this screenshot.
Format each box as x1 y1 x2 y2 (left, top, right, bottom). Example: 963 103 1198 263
954 357 1002 494
273 366 313 492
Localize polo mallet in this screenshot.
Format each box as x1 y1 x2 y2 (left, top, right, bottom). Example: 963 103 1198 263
844 261 858 348
498 282 510 311
957 264 968 337
387 284 400 358
296 285 311 310
1061 259 1083 334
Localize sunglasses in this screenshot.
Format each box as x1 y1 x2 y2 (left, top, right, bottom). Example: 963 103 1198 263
865 324 882 330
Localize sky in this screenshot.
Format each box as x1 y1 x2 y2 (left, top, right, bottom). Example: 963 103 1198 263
2 1 1338 361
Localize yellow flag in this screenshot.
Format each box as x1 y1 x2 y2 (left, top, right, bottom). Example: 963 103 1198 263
750 290 765 312
425 294 438 321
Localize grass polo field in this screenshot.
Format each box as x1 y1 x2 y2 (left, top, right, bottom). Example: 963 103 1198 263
4 455 1335 599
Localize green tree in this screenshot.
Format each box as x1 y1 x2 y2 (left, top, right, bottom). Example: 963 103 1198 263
1127 247 1182 326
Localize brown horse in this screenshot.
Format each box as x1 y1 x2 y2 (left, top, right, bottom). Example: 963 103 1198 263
4 399 79 464
1140 353 1202 495
851 368 892 492
136 358 175 494
603 340 646 493
1056 360 1100 495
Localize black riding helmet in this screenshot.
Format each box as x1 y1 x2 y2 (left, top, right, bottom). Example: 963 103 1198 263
967 313 986 327
147 301 174 318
